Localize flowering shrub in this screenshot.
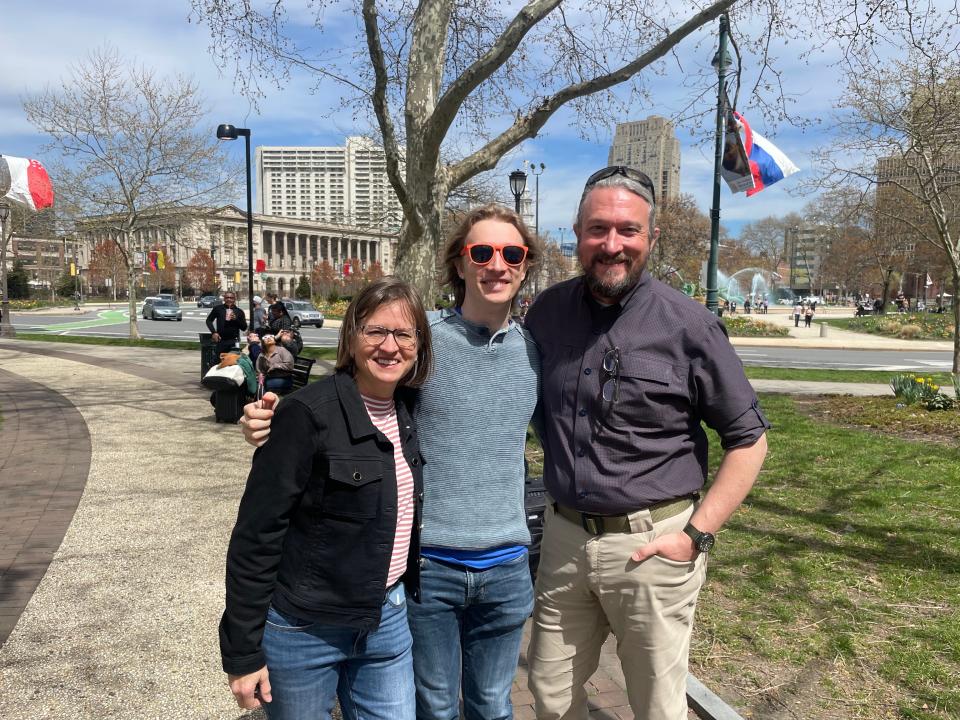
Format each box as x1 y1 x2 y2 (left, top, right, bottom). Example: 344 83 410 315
722 317 790 337
847 312 954 340
890 373 956 410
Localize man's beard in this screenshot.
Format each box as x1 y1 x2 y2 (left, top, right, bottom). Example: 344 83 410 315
583 253 644 302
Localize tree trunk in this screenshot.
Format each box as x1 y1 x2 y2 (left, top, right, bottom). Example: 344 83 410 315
127 267 141 340
952 271 959 375
395 196 446 304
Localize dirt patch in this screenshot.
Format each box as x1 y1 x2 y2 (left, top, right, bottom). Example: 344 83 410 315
792 395 960 445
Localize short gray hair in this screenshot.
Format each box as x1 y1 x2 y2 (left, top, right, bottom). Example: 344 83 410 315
575 176 658 237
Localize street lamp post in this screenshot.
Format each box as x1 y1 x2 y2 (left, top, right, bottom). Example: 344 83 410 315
0 202 14 337
526 162 545 239
509 169 527 216
706 14 731 316
216 123 256 323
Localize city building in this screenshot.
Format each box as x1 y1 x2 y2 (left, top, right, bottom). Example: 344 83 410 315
785 224 831 296
608 116 681 202
255 137 403 229
5 236 70 295
76 206 398 298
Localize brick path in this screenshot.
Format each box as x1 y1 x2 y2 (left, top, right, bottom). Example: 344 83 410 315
0 368 91 646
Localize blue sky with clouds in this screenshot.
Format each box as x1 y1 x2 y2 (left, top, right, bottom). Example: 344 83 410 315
1 1 840 239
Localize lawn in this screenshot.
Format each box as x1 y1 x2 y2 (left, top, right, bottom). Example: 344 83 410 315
693 394 960 719
524 394 960 718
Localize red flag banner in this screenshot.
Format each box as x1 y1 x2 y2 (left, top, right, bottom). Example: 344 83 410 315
0 156 55 212
255 258 266 273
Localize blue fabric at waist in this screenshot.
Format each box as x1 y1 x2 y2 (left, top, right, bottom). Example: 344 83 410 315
421 545 527 569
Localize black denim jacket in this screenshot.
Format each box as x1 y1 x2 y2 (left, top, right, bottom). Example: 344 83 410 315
219 371 424 676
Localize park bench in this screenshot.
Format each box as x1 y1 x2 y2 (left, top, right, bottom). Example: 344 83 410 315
290 356 315 392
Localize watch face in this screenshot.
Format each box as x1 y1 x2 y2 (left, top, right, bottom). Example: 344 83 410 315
697 533 715 553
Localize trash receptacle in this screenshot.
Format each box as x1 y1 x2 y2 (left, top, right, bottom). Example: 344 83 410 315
199 332 219 379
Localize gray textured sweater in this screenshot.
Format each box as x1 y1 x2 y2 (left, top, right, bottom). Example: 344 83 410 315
417 310 541 550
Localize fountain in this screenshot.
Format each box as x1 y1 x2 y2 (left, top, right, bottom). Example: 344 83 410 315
714 267 792 305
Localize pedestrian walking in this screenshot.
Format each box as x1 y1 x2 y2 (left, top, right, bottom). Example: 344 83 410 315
793 301 802 327
804 304 814 327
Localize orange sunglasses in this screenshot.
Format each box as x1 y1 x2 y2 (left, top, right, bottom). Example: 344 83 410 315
461 242 529 267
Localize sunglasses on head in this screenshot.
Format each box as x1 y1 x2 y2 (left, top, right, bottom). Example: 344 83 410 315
585 166 657 205
461 242 529 267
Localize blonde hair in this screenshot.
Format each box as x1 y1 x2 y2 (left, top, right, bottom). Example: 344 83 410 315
441 204 543 307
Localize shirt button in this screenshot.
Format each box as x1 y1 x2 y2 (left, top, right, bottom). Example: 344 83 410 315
410 457 419 466
578 408 587 417
584 368 592 376
576 448 585 457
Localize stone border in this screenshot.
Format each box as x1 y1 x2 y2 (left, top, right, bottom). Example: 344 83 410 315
0 368 92 646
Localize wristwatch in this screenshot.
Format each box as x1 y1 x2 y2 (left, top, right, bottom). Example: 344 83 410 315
682 522 715 554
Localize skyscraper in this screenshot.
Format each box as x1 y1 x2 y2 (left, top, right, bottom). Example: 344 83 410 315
255 137 402 229
608 116 681 202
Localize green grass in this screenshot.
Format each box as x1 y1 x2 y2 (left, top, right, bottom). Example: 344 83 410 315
524 395 960 717
743 366 955 386
692 394 960 718
9 333 338 361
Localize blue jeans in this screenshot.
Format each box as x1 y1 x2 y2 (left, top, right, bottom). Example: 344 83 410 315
407 554 534 720
264 376 294 393
262 583 415 720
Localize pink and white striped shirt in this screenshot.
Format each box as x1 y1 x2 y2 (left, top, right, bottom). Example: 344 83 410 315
361 394 415 587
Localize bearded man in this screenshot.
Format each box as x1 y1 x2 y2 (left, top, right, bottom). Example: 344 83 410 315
524 166 770 720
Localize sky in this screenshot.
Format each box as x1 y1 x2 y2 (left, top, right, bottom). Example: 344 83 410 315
0 0 843 241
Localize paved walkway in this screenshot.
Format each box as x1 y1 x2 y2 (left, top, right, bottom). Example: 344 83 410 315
0 331 941 719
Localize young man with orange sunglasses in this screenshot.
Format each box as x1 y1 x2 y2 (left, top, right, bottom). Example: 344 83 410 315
240 203 544 720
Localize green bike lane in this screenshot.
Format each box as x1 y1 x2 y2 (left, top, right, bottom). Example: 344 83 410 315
23 309 130 333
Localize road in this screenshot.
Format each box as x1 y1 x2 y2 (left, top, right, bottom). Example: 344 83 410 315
8 306 340 348
7 307 956 371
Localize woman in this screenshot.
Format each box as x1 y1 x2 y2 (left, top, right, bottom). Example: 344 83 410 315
255 333 295 394
241 205 545 720
220 277 433 720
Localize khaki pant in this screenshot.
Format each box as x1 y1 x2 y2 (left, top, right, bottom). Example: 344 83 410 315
528 500 706 720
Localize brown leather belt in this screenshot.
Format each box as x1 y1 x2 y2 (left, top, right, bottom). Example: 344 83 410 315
553 496 695 535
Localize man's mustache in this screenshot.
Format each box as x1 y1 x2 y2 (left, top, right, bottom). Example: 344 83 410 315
591 253 630 266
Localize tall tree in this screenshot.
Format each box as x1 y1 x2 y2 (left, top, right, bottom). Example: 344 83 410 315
186 249 217 294
189 0 834 300
651 194 711 288
812 7 960 369
737 213 801 277
312 260 340 300
87 239 127 300
23 45 236 339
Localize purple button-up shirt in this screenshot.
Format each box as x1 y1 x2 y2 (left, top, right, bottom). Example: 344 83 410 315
525 271 769 515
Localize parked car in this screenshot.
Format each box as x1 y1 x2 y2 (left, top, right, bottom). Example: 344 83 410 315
197 294 222 308
143 298 183 321
281 298 325 328
157 293 176 302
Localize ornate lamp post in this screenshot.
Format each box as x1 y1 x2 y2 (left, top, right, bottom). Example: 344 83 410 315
509 169 527 215
216 123 256 323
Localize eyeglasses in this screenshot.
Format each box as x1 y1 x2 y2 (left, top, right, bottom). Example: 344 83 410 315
461 242 529 267
359 325 420 350
585 166 657 205
601 347 620 403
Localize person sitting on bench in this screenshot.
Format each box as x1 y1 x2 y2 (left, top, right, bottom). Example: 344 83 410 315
256 334 294 395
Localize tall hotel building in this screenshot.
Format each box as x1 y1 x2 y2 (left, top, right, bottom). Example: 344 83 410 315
255 137 402 228
607 116 681 202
